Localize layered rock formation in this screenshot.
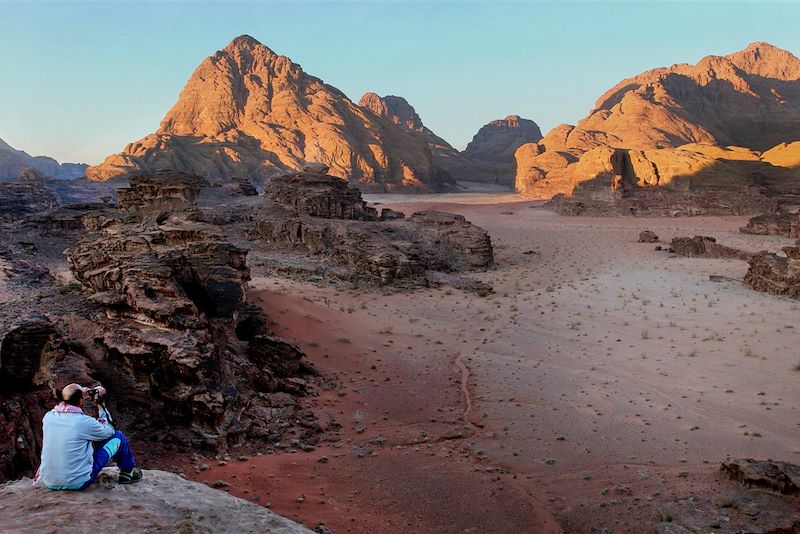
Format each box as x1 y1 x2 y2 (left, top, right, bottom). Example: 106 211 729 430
358 93 539 185
0 468 313 533
250 169 493 288
88 36 450 192
0 137 87 181
63 170 319 448
745 246 800 299
516 42 800 212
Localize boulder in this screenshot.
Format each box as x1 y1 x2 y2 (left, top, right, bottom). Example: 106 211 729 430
669 236 752 261
638 230 659 243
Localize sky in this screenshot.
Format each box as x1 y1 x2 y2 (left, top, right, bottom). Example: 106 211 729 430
1 1 799 165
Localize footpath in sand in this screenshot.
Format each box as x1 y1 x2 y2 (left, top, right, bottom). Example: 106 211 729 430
188 197 800 533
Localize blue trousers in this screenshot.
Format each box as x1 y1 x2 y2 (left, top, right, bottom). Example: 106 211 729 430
80 430 137 489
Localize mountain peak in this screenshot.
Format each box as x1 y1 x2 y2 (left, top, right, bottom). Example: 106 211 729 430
225 34 263 50
726 41 800 80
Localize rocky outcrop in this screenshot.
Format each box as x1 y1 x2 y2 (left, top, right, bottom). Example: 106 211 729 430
0 468 313 533
88 35 450 193
0 137 87 181
266 169 378 221
251 170 493 288
655 459 800 533
745 246 800 299
669 236 753 261
516 42 800 210
721 459 800 495
63 171 320 449
540 143 785 216
741 210 800 237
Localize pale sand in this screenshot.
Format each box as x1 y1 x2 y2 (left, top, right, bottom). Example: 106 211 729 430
192 200 800 533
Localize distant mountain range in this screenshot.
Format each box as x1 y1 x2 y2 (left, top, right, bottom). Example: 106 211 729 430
0 136 87 181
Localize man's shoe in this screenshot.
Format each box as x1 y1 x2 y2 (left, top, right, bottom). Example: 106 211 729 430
118 467 142 484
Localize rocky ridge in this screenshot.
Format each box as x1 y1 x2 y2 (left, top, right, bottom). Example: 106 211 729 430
359 93 540 186
0 137 87 181
87 35 451 192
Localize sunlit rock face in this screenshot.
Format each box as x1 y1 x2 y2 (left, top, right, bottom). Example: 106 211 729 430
87 36 452 193
516 42 800 206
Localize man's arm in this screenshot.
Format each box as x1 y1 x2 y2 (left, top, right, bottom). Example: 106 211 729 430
76 413 115 441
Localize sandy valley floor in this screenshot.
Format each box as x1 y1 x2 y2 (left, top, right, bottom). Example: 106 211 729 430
187 197 800 533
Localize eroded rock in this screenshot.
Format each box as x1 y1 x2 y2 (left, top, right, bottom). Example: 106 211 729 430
251 170 493 289
745 247 800 299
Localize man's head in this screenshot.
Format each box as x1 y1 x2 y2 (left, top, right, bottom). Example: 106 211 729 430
61 383 84 406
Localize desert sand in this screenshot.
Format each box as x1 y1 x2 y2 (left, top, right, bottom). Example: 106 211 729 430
178 193 799 533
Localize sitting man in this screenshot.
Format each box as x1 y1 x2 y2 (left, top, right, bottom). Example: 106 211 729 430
37 383 142 489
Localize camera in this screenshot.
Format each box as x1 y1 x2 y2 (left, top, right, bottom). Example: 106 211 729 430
86 385 106 400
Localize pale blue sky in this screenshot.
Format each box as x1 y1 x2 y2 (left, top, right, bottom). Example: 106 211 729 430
1 1 799 164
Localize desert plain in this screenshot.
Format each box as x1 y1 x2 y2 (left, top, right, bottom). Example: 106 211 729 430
173 192 800 533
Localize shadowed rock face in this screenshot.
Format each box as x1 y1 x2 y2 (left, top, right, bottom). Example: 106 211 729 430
464 115 542 163
251 170 493 288
62 171 319 449
0 314 93 482
516 42 800 207
87 36 450 193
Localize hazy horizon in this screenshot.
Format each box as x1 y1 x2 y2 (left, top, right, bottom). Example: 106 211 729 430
2 0 800 165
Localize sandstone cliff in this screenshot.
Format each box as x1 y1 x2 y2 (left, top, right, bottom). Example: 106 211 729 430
87 36 450 192
516 42 800 205
0 137 87 181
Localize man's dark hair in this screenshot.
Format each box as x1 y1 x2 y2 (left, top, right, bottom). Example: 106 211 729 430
65 387 83 406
